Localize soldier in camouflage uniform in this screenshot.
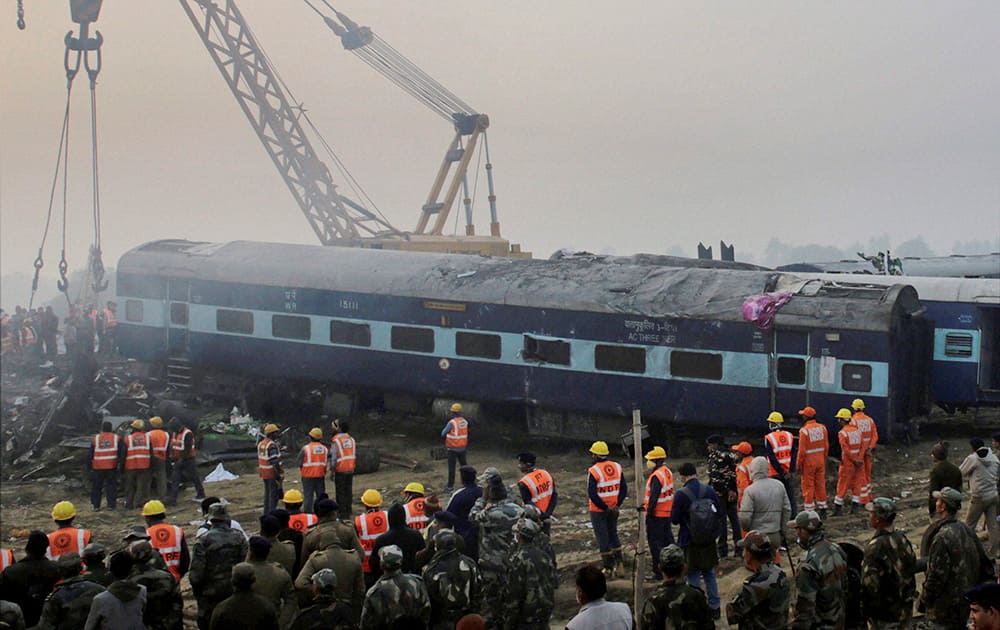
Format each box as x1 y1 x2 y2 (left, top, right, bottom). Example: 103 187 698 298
422 529 481 630
501 519 555 630
35 552 106 630
470 476 523 628
521 504 558 589
189 503 250 630
360 545 432 630
861 497 916 629
294 535 365 621
787 510 848 630
81 543 113 587
919 487 994 630
707 434 743 557
641 544 714 630
127 541 183 630
725 530 790 629
288 569 356 630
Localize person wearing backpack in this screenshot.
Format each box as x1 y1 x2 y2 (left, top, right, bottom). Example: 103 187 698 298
670 461 723 620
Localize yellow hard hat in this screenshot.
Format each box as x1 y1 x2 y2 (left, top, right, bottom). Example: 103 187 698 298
851 399 865 411
589 441 610 456
308 427 323 439
149 416 163 428
836 408 853 420
362 489 383 508
645 446 667 460
767 412 784 424
264 423 279 435
142 500 166 517
52 501 76 521
403 482 425 495
131 419 145 429
283 489 304 504
450 403 463 413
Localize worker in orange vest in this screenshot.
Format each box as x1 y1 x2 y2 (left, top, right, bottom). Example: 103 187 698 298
122 419 153 510
355 489 389 589
99 301 118 355
763 412 797 514
147 416 170 501
401 482 428 530
90 420 123 511
0 547 14 571
644 445 675 581
732 442 754 508
142 499 189 582
587 441 627 577
851 398 878 505
329 418 356 520
258 423 284 515
298 427 329 513
834 409 864 515
441 403 469 492
166 417 204 506
796 407 830 517
47 501 92 560
283 489 318 532
516 452 557 534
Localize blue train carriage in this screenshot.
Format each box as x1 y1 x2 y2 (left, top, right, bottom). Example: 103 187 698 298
115 240 930 441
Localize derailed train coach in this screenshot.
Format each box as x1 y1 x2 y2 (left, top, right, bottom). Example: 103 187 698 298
115 240 931 441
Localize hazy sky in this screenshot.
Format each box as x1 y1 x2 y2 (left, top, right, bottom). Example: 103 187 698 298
2 1 998 280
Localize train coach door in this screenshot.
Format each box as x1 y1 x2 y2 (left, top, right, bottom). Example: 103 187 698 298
772 328 811 415
980 305 1000 402
166 279 191 357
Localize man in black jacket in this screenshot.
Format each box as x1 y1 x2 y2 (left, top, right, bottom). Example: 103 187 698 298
0 530 60 627
369 503 425 576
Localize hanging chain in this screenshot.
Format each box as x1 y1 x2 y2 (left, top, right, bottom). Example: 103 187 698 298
16 0 25 30
85 29 108 294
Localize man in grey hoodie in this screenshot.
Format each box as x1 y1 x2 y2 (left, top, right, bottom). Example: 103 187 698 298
738 456 792 553
84 551 147 630
961 437 1000 558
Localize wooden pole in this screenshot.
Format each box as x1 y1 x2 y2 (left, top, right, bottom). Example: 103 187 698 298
632 409 646 629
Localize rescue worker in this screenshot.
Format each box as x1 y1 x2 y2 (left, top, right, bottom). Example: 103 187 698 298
142 499 190 582
796 406 829 516
851 398 878 505
587 441 627 577
738 456 792 556
640 544 714 630
35 552 106 630
733 441 754 507
354 489 389 589
329 419 356 520
706 433 742 557
209 563 279 630
47 501 92 560
960 437 1000 558
401 482 429 530
516 452 557 533
258 423 283 515
81 543 112 586
90 420 123 511
929 441 963 518
360 545 432 630
190 502 250 630
246 536 298 627
288 569 355 630
422 529 481 630
294 523 366 620
725 530 790 629
283 490 317 533
643 445 675 581
122 419 152 510
833 408 864 515
0 547 14 571
501 519 555 630
298 427 328 514
146 417 170 501
442 403 469 491
470 475 524 628
0 531 59 627
787 510 848 629
127 540 184 630
861 497 916 628
167 418 204 505
763 412 797 514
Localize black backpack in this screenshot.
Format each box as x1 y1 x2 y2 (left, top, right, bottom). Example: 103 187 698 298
679 483 719 546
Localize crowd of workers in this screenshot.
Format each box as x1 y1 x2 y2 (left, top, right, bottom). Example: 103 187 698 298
0 301 118 359
3 398 1000 629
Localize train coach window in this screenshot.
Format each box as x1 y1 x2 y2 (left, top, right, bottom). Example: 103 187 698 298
841 363 872 392
944 333 974 358
216 309 254 335
272 314 311 340
595 344 646 374
331 320 371 347
391 326 435 353
125 300 144 323
170 302 188 326
522 335 571 365
456 331 502 359
777 357 806 385
670 350 723 381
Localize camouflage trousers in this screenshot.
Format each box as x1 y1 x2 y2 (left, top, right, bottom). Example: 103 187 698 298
479 568 504 629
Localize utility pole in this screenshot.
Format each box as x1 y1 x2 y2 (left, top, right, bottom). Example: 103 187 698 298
630 409 646 628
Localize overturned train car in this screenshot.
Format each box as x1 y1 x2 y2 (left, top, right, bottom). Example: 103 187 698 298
116 240 931 440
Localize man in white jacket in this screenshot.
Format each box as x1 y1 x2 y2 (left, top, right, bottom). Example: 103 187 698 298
738 456 792 554
961 437 1000 558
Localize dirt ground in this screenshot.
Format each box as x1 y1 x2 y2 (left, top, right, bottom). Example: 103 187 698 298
2 356 997 628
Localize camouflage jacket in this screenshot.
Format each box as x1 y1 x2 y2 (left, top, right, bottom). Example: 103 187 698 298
289 596 357 630
725 562 790 630
360 570 431 630
707 448 740 495
640 577 714 630
792 534 847 630
421 547 481 629
470 498 523 573
189 524 249 601
535 529 559 589
921 517 989 627
130 564 183 630
501 541 555 630
36 575 105 630
861 528 916 624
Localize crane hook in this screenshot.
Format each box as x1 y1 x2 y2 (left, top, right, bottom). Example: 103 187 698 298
16 0 24 30
91 249 108 293
57 252 70 295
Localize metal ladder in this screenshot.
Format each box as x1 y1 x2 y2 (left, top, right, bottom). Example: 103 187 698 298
166 356 193 391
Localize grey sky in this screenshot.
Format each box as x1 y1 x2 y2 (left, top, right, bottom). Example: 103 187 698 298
2 1 998 282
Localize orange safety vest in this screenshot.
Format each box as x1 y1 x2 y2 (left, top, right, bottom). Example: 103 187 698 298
148 523 185 582
47 527 92 560
764 430 793 476
797 421 828 465
445 417 469 450
331 433 356 474
736 455 753 504
354 510 389 572
289 513 318 532
519 468 555 514
852 413 878 452
403 498 428 530
588 460 623 512
0 548 14 571
839 425 864 463
258 437 278 480
644 465 674 518
102 307 117 329
170 427 196 460
300 441 329 478
148 429 169 460
92 432 120 470
124 432 151 470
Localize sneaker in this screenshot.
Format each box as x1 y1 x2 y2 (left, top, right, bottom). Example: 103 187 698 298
644 573 661 582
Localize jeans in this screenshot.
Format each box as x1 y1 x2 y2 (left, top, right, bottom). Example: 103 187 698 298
263 478 281 515
446 449 467 488
91 469 118 509
334 472 354 519
302 476 326 514
168 458 204 504
687 567 720 610
967 495 1000 557
716 489 742 555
